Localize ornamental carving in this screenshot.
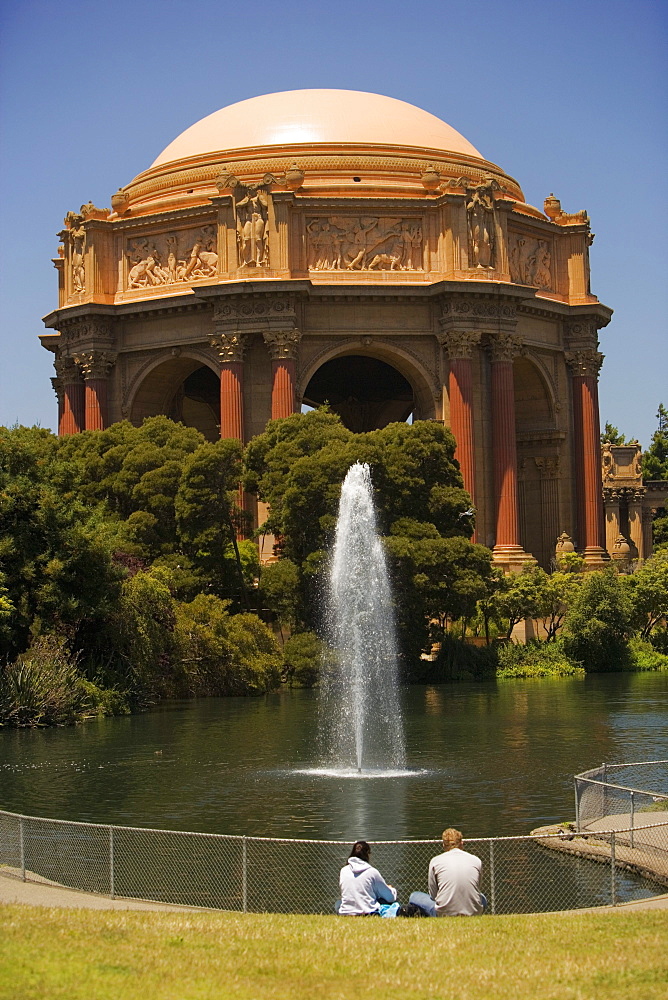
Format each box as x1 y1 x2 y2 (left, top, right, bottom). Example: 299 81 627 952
437 330 481 359
465 179 500 268
51 378 63 403
126 226 217 289
263 329 302 361
486 333 524 362
73 351 117 380
441 297 517 321
216 174 275 268
534 456 560 479
212 295 296 323
508 235 552 289
565 349 604 379
59 318 114 346
565 319 600 344
306 216 423 271
210 333 247 364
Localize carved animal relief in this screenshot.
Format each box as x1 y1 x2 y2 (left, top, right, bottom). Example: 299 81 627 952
125 226 218 289
508 234 552 289
306 217 423 271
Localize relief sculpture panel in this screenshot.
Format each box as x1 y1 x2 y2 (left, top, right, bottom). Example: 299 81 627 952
125 225 218 289
306 216 423 271
508 234 552 290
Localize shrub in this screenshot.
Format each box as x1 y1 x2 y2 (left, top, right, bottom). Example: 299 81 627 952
562 568 633 672
412 633 497 683
496 639 584 679
0 636 87 727
628 637 668 672
282 631 324 687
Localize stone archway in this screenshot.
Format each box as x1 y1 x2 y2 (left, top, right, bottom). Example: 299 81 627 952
129 356 220 441
300 347 437 432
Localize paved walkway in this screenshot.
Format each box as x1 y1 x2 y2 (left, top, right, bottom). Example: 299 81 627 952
2 870 666 914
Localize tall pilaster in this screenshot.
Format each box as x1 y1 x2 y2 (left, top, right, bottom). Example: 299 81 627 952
263 329 302 420
566 348 607 568
437 329 481 522
74 351 116 431
210 333 247 441
53 355 85 435
488 334 535 570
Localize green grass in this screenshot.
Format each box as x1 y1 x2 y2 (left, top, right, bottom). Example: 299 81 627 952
1 905 666 1000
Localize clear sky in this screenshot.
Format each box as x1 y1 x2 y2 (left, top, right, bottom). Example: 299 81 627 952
1 0 666 446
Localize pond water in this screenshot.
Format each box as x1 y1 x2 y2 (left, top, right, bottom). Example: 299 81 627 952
1 672 666 842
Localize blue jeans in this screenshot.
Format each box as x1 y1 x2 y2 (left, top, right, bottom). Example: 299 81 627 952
409 890 487 916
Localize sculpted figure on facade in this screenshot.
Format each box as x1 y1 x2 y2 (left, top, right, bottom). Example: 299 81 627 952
126 227 218 288
224 180 270 268
466 180 498 268
509 234 552 289
602 440 614 481
306 216 423 271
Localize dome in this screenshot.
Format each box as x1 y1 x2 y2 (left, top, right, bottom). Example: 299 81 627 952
151 90 484 167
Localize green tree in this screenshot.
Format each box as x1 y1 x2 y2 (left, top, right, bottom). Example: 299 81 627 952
489 566 547 639
642 404 668 480
562 568 633 671
624 551 668 640
601 422 627 445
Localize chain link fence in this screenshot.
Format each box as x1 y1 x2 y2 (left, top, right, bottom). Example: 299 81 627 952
1 806 667 914
574 760 668 830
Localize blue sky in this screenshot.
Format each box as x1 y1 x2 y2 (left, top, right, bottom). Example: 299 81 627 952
1 0 666 446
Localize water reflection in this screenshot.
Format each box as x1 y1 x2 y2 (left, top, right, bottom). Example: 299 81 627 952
0 673 666 840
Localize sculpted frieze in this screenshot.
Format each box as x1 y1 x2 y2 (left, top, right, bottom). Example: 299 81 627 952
442 298 517 321
59 318 114 346
508 235 552 289
306 216 423 271
212 295 297 323
125 226 218 289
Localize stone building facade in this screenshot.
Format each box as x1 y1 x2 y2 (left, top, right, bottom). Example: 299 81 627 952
42 89 613 570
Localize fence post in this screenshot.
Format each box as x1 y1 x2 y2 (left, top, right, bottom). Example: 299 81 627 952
19 817 25 882
602 762 607 817
489 841 496 915
109 826 115 899
630 792 635 849
610 832 617 906
242 836 247 914
574 778 580 833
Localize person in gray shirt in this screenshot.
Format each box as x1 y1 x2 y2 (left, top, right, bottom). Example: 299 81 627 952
409 828 487 916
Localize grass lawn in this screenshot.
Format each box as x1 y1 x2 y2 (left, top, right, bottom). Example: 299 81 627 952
1 905 666 1000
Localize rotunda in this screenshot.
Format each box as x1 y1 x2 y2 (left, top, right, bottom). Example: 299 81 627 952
42 89 612 569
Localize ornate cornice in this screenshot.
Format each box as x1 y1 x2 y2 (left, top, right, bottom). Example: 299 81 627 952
59 316 115 346
263 328 302 361
210 333 247 364
565 348 604 379
74 351 117 380
437 330 481 359
441 296 517 323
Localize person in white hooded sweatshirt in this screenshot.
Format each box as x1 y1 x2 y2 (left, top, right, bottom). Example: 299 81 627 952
337 840 397 915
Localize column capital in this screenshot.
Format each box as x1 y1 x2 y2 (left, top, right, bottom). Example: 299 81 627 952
263 328 302 361
53 355 81 383
565 348 604 379
486 333 524 363
51 377 64 404
210 333 247 364
437 330 481 360
74 350 117 380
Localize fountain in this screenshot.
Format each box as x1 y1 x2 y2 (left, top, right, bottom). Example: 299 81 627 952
320 462 407 775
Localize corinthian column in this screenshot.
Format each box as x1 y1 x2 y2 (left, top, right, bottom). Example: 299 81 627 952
488 334 535 570
566 349 607 567
210 333 247 440
53 355 85 435
263 329 302 420
74 351 117 431
438 331 480 501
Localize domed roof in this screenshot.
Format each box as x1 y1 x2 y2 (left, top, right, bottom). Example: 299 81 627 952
151 89 484 167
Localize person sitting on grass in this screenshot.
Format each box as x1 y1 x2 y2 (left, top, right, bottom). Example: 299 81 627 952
409 827 487 916
336 840 397 915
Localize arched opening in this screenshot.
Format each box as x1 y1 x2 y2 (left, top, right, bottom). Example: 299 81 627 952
302 355 414 432
130 358 220 441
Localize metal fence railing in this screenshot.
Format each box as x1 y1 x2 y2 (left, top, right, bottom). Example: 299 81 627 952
574 760 668 835
1 807 667 914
